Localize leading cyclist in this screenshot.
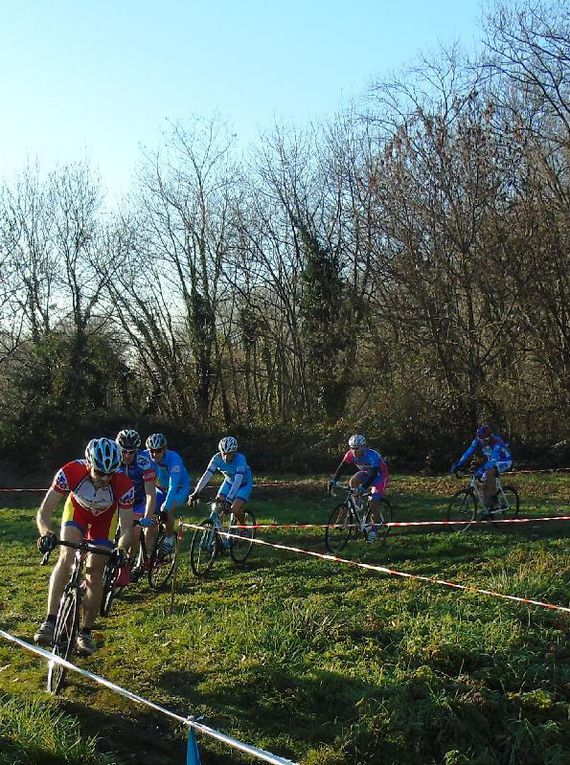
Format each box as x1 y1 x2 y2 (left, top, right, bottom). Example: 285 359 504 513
329 434 389 543
451 424 513 515
34 437 134 655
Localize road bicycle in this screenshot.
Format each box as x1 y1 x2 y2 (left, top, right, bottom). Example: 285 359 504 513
447 470 520 532
325 482 393 554
189 501 256 577
103 511 179 612
41 538 112 694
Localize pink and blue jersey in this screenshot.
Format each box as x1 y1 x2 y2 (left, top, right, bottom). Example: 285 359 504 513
336 447 389 495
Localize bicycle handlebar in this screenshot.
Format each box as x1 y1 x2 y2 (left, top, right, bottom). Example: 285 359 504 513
327 481 370 498
40 538 113 566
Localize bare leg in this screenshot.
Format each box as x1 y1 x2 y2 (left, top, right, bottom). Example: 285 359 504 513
81 550 108 629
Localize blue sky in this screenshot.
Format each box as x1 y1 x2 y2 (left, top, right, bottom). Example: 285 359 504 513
1 1 484 200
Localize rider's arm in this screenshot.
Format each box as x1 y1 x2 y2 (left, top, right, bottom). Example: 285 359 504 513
193 468 215 496
116 506 134 552
225 472 245 502
143 479 157 518
456 439 477 469
331 458 349 482
36 488 64 536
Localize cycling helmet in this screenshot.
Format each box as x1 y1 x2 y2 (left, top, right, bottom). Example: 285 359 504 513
146 433 167 450
116 429 141 450
476 424 493 441
218 436 238 454
348 434 367 449
85 437 122 474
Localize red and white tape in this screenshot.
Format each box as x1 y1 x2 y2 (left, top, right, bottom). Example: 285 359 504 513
182 523 570 615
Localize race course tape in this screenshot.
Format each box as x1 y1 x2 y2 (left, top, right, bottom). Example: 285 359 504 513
214 515 570 530
0 630 298 765
181 524 570 616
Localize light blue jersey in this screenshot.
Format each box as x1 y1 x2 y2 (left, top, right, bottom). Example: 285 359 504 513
194 451 253 502
143 448 191 513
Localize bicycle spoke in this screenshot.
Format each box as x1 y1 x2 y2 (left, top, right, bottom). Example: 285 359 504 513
447 489 477 532
325 503 353 553
189 520 217 577
229 511 256 564
47 588 79 694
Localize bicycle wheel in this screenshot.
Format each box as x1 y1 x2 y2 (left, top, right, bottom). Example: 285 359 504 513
100 560 119 616
47 587 80 694
495 485 520 521
189 520 218 577
148 528 177 590
325 503 353 553
229 510 256 564
447 489 477 532
366 498 393 540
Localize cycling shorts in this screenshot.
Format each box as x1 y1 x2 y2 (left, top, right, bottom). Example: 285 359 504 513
156 486 190 514
217 478 253 503
133 499 146 517
61 495 118 548
354 470 388 498
475 459 513 480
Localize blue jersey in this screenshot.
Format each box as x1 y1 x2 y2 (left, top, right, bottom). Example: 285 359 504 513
143 448 191 508
194 451 254 502
457 435 512 468
205 452 253 487
118 450 156 504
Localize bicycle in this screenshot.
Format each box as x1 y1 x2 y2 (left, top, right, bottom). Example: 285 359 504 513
189 500 256 577
40 538 112 694
105 511 179 607
447 470 520 532
325 482 393 554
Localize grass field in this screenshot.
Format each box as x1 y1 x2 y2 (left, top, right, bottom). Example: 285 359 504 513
1 473 569 764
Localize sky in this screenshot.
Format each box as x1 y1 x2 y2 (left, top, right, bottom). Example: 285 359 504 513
1 0 485 201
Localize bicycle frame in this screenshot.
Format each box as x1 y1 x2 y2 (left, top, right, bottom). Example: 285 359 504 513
447 471 520 532
41 539 111 693
460 472 512 515
189 500 256 576
325 482 393 553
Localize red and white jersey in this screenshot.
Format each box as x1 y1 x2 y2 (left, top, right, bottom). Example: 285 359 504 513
52 459 134 518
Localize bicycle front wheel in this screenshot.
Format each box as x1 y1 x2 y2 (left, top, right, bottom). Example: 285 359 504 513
148 528 178 590
366 498 393 540
229 510 256 564
100 560 118 616
189 520 217 577
47 587 80 694
447 489 477 532
325 503 353 553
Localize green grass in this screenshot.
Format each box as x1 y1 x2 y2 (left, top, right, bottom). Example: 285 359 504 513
0 473 569 764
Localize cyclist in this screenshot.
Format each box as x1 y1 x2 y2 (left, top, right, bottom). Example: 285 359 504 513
144 433 191 554
451 424 513 516
188 436 253 527
328 434 389 543
116 429 157 580
34 437 134 655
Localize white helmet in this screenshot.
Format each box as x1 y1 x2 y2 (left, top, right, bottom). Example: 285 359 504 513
146 433 167 450
218 436 238 454
85 438 122 474
348 434 366 449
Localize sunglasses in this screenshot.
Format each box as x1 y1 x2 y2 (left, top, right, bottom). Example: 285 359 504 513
150 448 164 456
93 469 113 478
122 449 136 456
